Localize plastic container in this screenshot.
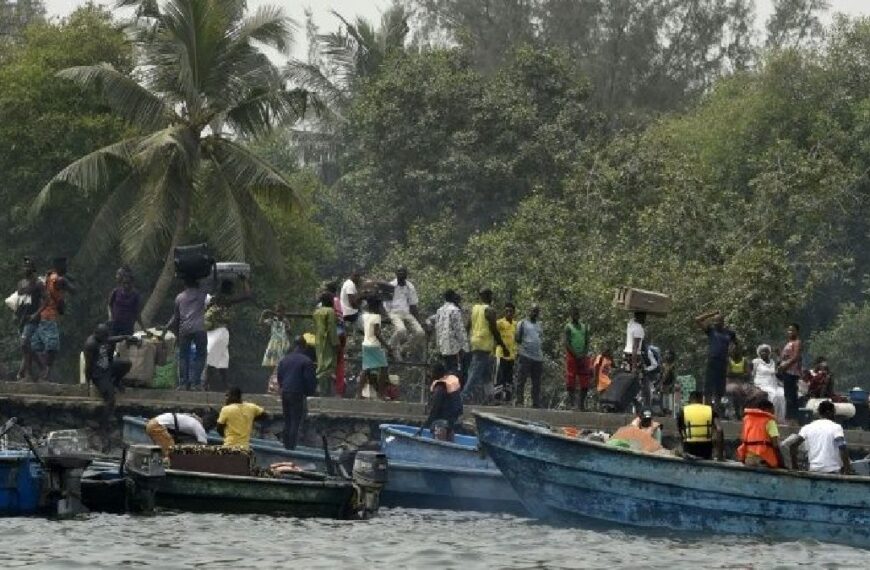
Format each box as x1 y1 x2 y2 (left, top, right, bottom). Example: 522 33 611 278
0 450 42 514
849 387 868 404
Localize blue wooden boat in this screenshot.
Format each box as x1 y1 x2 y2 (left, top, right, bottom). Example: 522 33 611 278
379 424 522 513
475 412 870 548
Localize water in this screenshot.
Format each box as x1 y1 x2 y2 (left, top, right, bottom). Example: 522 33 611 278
2 508 866 569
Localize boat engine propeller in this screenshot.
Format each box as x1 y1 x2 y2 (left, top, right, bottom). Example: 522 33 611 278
348 450 388 519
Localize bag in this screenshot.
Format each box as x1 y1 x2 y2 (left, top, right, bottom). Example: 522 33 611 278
5 291 20 312
174 244 215 280
600 371 639 413
117 340 157 386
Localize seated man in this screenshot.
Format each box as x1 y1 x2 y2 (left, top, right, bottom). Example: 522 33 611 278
736 399 784 469
677 391 724 460
419 362 463 441
145 412 213 459
787 400 853 474
217 387 267 450
630 409 662 444
83 323 136 451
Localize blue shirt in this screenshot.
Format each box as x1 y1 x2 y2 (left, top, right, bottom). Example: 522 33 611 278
706 327 736 361
516 319 544 362
277 349 317 395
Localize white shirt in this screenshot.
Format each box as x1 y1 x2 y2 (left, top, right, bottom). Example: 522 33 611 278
752 358 779 390
389 279 418 313
362 312 382 347
624 319 645 354
154 413 208 443
799 418 846 473
340 279 358 317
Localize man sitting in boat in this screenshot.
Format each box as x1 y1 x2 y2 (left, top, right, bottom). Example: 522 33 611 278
786 400 853 475
145 412 213 459
630 409 662 444
217 387 268 450
736 399 784 469
677 391 724 460
419 362 463 441
609 409 664 454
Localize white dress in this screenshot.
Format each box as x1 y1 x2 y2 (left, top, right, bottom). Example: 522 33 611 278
752 357 785 420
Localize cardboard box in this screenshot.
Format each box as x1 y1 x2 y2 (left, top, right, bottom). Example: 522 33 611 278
613 287 672 315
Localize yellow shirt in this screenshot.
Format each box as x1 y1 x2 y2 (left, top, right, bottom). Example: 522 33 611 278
495 318 517 361
469 303 494 352
218 402 265 449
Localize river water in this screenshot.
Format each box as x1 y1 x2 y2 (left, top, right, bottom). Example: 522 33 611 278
2 508 866 569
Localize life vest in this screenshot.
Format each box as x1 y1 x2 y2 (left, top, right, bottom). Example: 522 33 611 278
736 408 780 468
469 304 494 352
430 375 463 421
594 354 613 393
682 403 714 442
630 417 662 437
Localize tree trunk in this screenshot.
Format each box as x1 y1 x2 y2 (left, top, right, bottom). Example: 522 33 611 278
140 187 192 327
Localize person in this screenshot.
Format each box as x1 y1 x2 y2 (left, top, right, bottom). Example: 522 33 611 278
660 349 677 414
361 296 391 399
494 302 517 403
725 343 750 418
695 310 738 409
204 276 252 390
107 265 143 336
778 323 803 421
326 281 347 396
751 344 786 421
515 305 544 408
630 409 662 443
313 291 340 396
260 303 291 368
593 348 614 394
145 412 211 459
805 357 833 399
14 257 43 381
164 277 208 391
464 289 508 404
276 337 317 450
339 270 363 330
787 400 852 474
623 312 646 372
565 307 591 410
216 387 267 449
387 267 425 360
736 399 783 469
420 362 464 441
428 289 468 375
83 323 135 451
32 257 75 382
677 391 723 460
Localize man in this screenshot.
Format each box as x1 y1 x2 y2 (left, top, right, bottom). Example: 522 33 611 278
565 307 591 410
610 409 663 453
313 291 339 396
420 362 463 441
778 323 803 421
107 265 144 336
339 269 363 329
14 257 43 381
463 289 509 404
787 400 852 474
387 266 425 360
276 337 317 450
217 387 267 450
428 289 468 375
677 391 724 460
631 409 663 444
515 305 544 408
164 276 208 390
145 412 211 459
494 302 517 403
32 257 75 382
695 310 738 409
83 323 135 451
623 311 646 372
737 399 784 469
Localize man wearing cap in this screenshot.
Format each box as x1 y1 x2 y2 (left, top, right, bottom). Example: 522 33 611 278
631 409 663 444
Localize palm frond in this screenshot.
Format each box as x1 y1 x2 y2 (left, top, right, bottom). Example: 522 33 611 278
199 158 249 261
283 58 348 113
207 137 300 210
119 154 183 262
57 64 174 131
234 4 294 54
73 175 140 268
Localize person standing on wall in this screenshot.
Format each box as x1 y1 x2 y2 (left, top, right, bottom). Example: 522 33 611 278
313 291 340 397
464 289 508 404
695 310 738 411
387 266 425 361
428 289 468 376
515 305 544 408
565 306 591 410
13 257 43 381
107 265 144 336
276 336 317 450
493 302 517 403
623 311 646 372
164 276 208 391
778 323 803 422
31 257 75 383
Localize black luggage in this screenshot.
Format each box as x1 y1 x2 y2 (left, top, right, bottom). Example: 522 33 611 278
174 244 214 280
600 371 639 413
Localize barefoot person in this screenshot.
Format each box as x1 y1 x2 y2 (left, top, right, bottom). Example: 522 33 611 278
14 257 43 381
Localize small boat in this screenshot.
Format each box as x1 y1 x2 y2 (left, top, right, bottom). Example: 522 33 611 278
475 412 870 548
379 424 522 512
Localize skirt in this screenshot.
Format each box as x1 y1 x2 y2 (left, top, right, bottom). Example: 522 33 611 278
206 327 230 369
362 345 388 371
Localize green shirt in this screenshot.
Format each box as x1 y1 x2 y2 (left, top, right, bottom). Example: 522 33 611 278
566 321 589 355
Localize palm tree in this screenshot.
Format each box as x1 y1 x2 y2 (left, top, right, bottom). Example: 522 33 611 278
32 0 304 325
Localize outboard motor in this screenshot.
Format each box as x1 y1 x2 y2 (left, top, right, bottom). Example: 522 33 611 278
351 450 388 518
123 445 166 513
42 430 93 517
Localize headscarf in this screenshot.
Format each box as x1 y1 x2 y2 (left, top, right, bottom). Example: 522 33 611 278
756 344 771 358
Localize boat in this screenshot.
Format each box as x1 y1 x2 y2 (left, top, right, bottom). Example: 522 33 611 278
475 412 870 548
379 424 522 512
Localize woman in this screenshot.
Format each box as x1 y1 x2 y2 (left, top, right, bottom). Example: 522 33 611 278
107 265 143 336
751 344 785 421
260 303 291 368
725 343 749 418
204 277 251 390
778 323 803 421
360 296 390 399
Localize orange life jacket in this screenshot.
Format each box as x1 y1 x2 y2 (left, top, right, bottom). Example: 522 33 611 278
431 374 461 394
736 408 780 468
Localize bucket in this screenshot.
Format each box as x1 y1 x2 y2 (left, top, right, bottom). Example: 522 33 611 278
849 387 868 404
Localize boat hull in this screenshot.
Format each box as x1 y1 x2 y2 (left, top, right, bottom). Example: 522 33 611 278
475 413 870 548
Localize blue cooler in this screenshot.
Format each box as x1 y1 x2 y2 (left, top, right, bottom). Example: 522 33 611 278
849 387 868 404
0 450 43 515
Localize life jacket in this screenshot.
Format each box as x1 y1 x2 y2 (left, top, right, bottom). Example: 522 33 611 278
469 304 494 352
630 417 662 437
682 403 714 442
431 375 463 421
736 408 780 468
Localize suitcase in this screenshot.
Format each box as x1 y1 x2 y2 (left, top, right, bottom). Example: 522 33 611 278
174 244 215 280
600 371 639 413
613 287 672 315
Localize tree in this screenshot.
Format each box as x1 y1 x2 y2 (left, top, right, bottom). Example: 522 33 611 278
766 0 830 49
33 0 305 325
0 0 44 46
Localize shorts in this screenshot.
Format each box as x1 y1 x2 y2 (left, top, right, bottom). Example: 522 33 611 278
566 353 592 390
19 322 38 349
31 320 60 353
683 441 713 460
